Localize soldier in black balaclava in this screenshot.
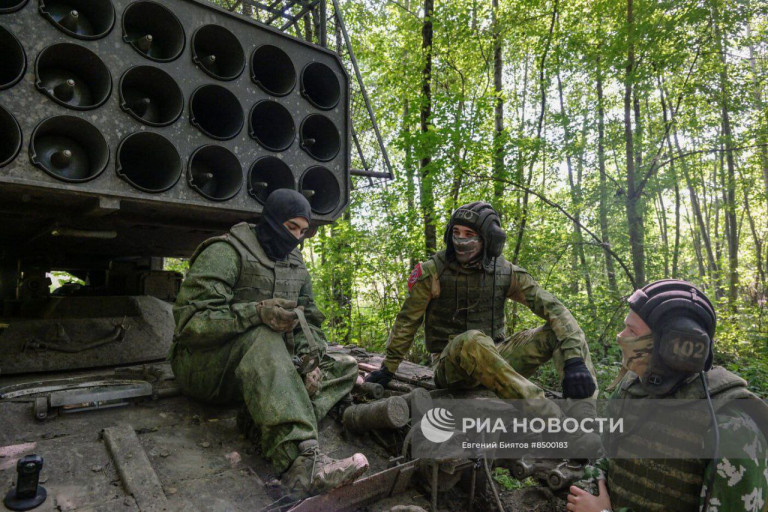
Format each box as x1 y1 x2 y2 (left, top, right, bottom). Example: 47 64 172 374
169 189 368 498
257 188 312 260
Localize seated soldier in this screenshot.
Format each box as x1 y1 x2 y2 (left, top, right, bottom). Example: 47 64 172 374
567 279 768 512
366 201 597 407
169 189 368 498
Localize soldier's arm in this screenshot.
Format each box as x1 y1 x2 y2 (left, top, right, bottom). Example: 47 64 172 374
173 242 262 347
297 271 329 346
382 264 435 373
506 267 586 361
699 408 768 511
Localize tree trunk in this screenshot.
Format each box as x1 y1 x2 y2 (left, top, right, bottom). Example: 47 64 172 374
711 0 739 306
674 130 718 277
330 212 353 343
661 82 721 282
557 67 593 307
623 0 645 286
491 0 506 206
596 55 619 295
739 169 765 287
747 25 768 277
419 0 436 257
656 188 670 277
684 203 707 281
658 84 681 278
673 167 681 278
403 99 418 269
512 0 558 264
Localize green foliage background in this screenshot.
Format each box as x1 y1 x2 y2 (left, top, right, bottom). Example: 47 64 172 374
210 0 768 396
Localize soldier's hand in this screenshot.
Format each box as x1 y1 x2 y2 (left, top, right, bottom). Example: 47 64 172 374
303 366 323 399
364 367 394 387
259 299 300 333
566 479 611 512
562 357 596 399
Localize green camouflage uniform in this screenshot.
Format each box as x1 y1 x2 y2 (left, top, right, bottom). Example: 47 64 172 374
169 223 358 473
384 251 596 401
582 367 768 512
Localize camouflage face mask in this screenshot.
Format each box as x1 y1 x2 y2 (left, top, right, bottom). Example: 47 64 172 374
452 234 482 264
616 333 654 376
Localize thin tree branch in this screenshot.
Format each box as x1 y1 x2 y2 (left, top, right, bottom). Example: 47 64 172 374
387 0 419 19
655 142 768 171
635 33 710 196
466 170 638 288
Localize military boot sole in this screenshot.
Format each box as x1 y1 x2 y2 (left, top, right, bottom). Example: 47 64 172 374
311 453 369 494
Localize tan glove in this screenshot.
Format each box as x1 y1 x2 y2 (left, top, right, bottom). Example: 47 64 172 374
259 298 301 333
303 366 323 399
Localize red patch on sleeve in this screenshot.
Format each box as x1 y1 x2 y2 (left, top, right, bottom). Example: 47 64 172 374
407 263 422 291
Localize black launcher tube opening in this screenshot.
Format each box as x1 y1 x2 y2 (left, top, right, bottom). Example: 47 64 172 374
0 25 26 90
35 43 112 110
300 114 340 162
122 1 185 62
247 156 294 204
119 66 184 127
191 25 245 81
251 45 295 97
39 0 116 40
300 62 340 110
29 115 109 182
249 100 295 152
188 145 243 201
300 166 340 214
116 131 182 193
190 84 244 140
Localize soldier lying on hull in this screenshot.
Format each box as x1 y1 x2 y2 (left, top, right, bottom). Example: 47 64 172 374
366 201 598 412
169 189 368 498
567 279 768 512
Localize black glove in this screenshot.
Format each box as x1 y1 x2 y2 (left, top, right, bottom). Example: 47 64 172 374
364 367 394 387
562 357 596 399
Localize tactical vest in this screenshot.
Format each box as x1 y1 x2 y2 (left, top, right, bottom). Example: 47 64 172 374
190 222 308 305
607 366 766 512
423 251 511 353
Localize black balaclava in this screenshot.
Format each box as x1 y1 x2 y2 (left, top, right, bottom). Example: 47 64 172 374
256 189 311 261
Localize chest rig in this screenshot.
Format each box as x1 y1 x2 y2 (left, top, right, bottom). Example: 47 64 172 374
191 222 308 305
423 251 511 353
607 367 763 512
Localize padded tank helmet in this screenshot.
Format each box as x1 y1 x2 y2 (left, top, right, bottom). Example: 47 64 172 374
628 279 716 396
444 202 506 267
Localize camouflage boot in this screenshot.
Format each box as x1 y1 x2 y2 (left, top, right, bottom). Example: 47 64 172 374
281 439 369 498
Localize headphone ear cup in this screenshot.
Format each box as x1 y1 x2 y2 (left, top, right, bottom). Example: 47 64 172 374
486 223 506 257
657 326 710 375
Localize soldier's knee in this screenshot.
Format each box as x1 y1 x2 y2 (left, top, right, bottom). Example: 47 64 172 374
459 330 496 353
333 353 358 374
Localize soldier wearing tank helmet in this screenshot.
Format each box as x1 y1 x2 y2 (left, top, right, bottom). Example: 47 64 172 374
366 202 597 405
169 189 368 498
567 279 768 512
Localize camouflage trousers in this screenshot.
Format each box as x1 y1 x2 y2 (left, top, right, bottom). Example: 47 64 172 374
433 324 597 411
169 325 357 474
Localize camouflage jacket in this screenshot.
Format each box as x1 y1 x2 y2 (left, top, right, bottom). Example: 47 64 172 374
700 408 768 512
582 369 768 512
172 227 326 349
382 253 586 373
585 409 768 512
